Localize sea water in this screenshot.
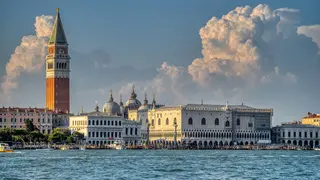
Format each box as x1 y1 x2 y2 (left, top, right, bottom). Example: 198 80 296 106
1 150 320 180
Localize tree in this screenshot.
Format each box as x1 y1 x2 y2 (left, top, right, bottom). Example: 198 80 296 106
30 131 45 142
25 119 35 132
0 128 13 142
72 131 84 143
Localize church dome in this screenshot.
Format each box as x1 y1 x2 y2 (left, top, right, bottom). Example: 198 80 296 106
138 92 149 111
102 90 120 115
124 85 141 110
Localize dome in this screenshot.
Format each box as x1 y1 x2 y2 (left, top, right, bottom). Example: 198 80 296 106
102 102 120 115
124 84 142 110
102 90 121 115
124 99 141 110
138 93 149 110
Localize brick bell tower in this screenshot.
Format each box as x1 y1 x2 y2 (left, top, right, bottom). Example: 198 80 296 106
46 8 70 112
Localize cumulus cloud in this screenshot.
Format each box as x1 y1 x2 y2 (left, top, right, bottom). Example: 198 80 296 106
118 4 319 109
1 15 53 96
297 25 320 48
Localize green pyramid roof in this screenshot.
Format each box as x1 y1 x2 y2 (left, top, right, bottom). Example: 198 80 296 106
49 8 67 44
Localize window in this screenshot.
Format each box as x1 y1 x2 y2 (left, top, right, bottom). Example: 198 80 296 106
151 119 154 126
305 132 307 137
166 118 169 125
88 132 91 137
100 132 103 137
316 132 318 138
92 120 95 125
146 119 148 124
200 118 205 125
158 119 161 125
299 132 301 137
294 132 296 137
225 121 230 127
310 132 313 138
108 121 110 125
215 118 219 125
96 132 99 137
248 122 253 128
119 132 121 138
188 118 193 125
135 128 137 135
115 132 117 138
130 128 133 135
126 128 128 135
288 132 291 137
48 62 53 69
107 132 110 137
104 132 106 137
92 132 95 137
115 121 118 126
100 120 102 125
237 118 240 126
111 121 114 126
104 121 106 125
119 121 121 126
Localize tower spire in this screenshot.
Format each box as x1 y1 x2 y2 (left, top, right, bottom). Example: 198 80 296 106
109 89 114 102
144 92 148 105
119 93 123 106
49 8 67 44
152 93 156 109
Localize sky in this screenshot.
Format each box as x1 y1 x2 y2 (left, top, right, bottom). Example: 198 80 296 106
0 0 320 125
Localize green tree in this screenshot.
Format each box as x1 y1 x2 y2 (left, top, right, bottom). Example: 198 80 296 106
30 131 45 142
25 119 35 132
0 128 13 142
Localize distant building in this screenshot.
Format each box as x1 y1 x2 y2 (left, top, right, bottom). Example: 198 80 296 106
46 8 71 112
0 107 69 134
129 101 273 147
69 104 141 146
272 123 320 148
302 112 320 126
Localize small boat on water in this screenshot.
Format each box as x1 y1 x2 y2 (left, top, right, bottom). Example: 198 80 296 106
313 148 320 151
109 140 126 150
80 146 86 150
60 145 70 150
0 143 14 153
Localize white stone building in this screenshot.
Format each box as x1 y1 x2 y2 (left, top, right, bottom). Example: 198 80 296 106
129 102 273 147
69 105 141 146
272 123 320 148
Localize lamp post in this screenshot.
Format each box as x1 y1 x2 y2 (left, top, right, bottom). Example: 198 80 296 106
173 120 177 149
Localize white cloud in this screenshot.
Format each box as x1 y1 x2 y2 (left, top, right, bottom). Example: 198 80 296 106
297 25 320 48
1 15 53 96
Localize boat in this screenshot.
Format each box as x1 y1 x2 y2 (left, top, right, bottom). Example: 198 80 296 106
313 148 320 151
0 143 14 153
109 140 126 150
60 145 70 150
80 146 86 150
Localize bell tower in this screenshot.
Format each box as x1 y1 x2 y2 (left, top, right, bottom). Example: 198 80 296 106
46 8 70 112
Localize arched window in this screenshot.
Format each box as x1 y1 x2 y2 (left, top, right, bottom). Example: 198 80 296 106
166 118 169 125
215 118 219 125
201 118 206 125
237 118 240 126
188 117 193 125
225 121 230 127
158 119 161 125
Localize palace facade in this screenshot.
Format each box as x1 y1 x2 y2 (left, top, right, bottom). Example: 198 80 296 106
129 102 273 147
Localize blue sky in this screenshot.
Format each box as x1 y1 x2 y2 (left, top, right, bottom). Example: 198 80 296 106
0 0 320 125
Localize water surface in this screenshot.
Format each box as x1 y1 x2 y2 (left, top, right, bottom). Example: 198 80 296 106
1 150 320 180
